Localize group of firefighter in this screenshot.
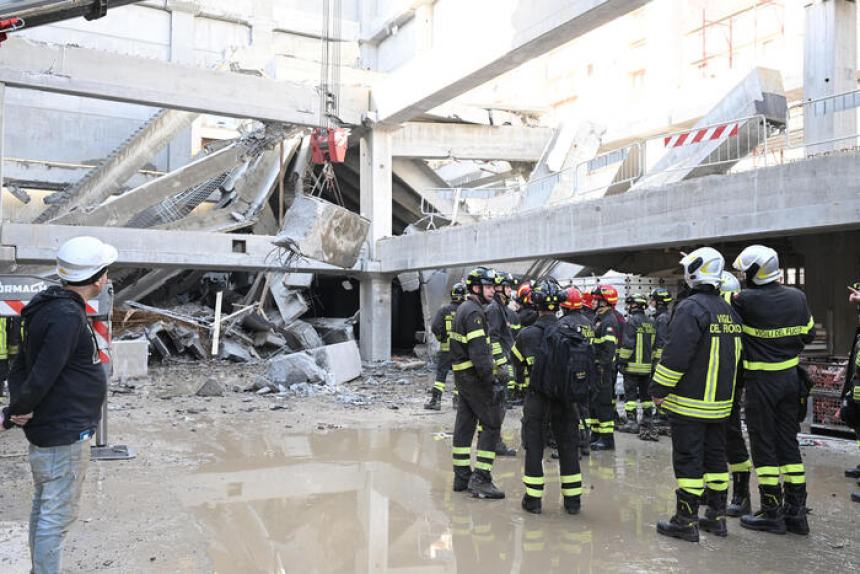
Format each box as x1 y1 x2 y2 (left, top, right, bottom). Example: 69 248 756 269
426 244 821 542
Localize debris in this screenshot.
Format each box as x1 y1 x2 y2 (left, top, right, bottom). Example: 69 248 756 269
307 317 356 344
219 339 255 363
309 341 362 385
396 359 425 371
195 378 225 398
111 338 150 379
266 352 330 386
273 193 371 268
253 330 287 349
282 320 324 350
270 274 310 324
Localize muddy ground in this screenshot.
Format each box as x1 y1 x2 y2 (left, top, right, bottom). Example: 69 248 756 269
1 361 859 573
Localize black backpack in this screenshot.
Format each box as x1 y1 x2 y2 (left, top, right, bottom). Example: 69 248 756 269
530 321 595 403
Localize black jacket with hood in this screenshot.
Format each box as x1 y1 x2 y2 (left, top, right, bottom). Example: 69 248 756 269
2 286 107 447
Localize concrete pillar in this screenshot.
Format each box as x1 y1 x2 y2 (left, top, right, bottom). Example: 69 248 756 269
359 129 393 361
803 0 857 154
168 7 194 170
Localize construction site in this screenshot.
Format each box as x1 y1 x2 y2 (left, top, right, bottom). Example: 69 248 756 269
0 0 859 572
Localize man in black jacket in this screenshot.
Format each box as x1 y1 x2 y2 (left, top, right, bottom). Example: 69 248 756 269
425 283 466 411
732 244 815 536
1 235 117 574
651 247 742 543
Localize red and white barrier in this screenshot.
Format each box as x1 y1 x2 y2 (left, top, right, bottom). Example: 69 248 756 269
663 122 740 148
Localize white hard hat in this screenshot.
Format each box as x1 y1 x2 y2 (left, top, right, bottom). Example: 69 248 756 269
679 247 724 289
733 244 780 285
720 271 741 293
56 236 118 283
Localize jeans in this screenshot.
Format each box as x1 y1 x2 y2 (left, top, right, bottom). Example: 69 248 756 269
28 438 90 574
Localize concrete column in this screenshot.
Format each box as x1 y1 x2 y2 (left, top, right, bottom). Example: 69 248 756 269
359 128 393 361
168 7 194 170
803 0 857 154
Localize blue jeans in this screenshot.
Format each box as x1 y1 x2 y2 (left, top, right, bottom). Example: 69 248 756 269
28 439 90 574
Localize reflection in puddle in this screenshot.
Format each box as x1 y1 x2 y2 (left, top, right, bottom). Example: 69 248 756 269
180 427 859 573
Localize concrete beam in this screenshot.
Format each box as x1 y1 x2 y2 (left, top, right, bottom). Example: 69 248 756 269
391 123 552 161
2 223 372 275
0 38 368 126
372 0 650 124
392 158 479 225
376 153 860 272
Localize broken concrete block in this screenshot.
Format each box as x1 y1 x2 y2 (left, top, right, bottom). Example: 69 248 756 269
398 271 421 292
253 330 287 349
111 339 149 378
310 341 362 385
307 317 355 344
396 359 425 370
219 339 254 363
282 320 324 350
196 378 225 397
273 194 370 268
284 273 313 288
270 276 310 324
266 352 329 386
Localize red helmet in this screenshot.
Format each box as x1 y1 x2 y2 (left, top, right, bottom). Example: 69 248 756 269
582 291 593 308
516 282 533 306
591 284 619 306
561 287 583 310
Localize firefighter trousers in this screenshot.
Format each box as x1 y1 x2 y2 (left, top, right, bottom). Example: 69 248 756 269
590 363 615 436
671 417 729 499
745 370 806 489
452 370 505 474
726 376 751 472
622 373 652 417
433 351 454 393
522 391 582 501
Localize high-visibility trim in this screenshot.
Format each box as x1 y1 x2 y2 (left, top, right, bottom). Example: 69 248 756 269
525 487 544 498
476 450 496 460
494 357 508 366
780 463 804 474
741 317 814 339
593 334 618 344
491 342 503 355
704 472 729 482
452 360 474 371
758 475 780 486
452 459 472 467
618 348 633 359
635 331 644 366
562 487 583 497
704 336 720 403
729 460 753 472
466 329 486 341
626 362 652 374
512 345 524 362
561 474 582 483
743 356 800 371
756 466 780 486
523 475 545 486
641 400 654 409
656 364 684 379
440 342 450 352
475 461 493 471
434 381 446 392
526 356 535 365
781 463 806 484
594 420 614 434
662 396 731 420
853 386 860 401
677 477 705 496
624 401 638 411
653 348 663 359
653 363 684 388
452 446 471 455
783 474 806 484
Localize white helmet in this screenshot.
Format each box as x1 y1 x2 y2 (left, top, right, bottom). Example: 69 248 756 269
720 271 741 293
679 247 724 288
56 236 118 283
733 244 780 286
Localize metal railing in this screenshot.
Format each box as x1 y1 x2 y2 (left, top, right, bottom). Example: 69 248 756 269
783 88 860 158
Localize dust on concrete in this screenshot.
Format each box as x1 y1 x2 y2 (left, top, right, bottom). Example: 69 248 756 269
1 361 859 573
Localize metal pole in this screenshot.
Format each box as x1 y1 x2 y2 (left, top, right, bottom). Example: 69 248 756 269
95 392 108 447
0 82 5 227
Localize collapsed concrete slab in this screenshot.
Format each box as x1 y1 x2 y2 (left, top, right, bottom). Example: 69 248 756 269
309 341 362 385
282 320 324 350
307 317 356 345
266 352 330 386
111 339 149 379
273 194 370 269
269 274 310 324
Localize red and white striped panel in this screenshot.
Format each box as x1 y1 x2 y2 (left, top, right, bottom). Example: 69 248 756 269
0 300 25 316
663 122 740 148
91 320 111 365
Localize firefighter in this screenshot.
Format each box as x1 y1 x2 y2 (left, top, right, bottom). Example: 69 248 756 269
513 281 588 515
425 283 467 411
581 291 597 324
0 317 8 398
618 293 656 434
450 266 505 499
651 247 742 543
560 287 596 456
485 269 517 456
649 287 673 432
590 284 621 451
516 282 538 329
719 270 753 517
732 244 815 535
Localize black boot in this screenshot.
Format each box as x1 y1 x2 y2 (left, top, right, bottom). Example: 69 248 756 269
591 434 615 451
852 492 860 503
783 483 810 536
699 489 728 537
845 464 860 479
580 429 591 457
740 485 786 534
453 467 472 492
521 494 542 514
468 469 505 499
618 416 639 434
726 471 751 517
564 496 581 515
496 439 517 457
656 489 700 543
424 388 442 410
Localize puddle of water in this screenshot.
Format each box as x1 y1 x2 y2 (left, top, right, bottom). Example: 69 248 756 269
180 427 860 574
